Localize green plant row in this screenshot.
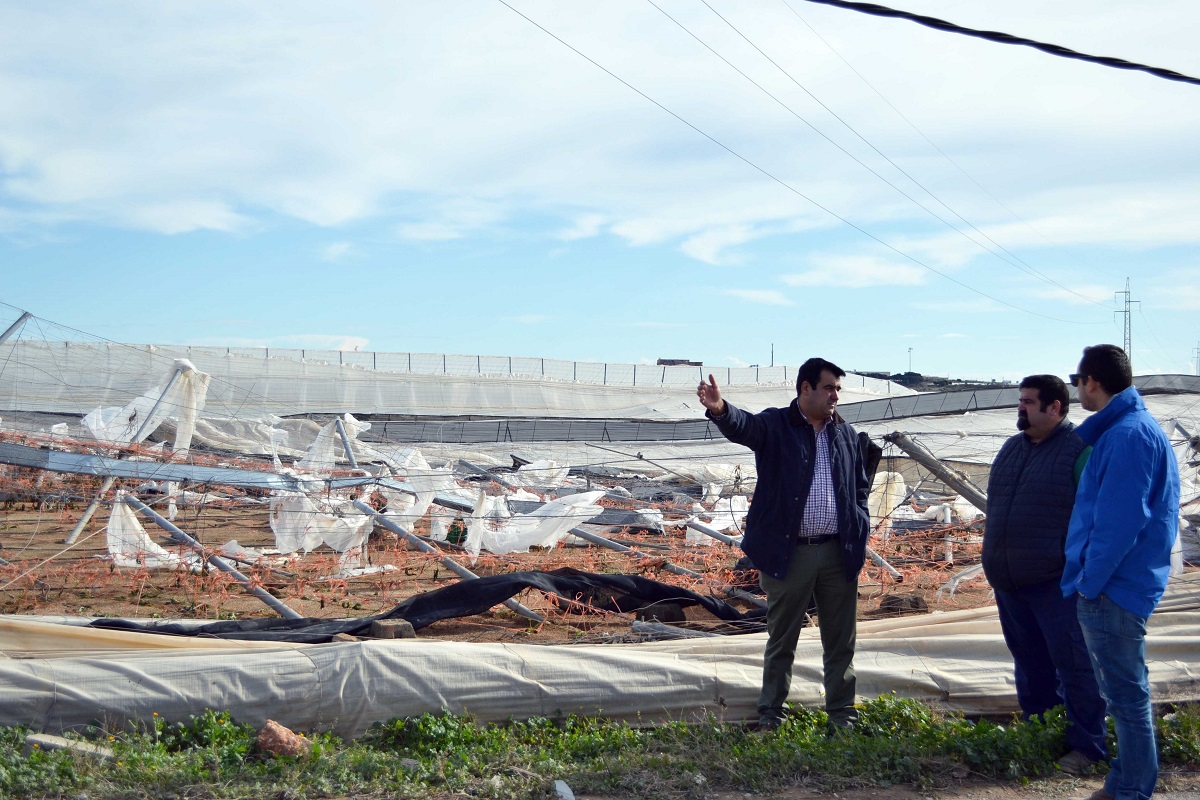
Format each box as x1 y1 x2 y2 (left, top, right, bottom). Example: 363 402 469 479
2 697 1198 800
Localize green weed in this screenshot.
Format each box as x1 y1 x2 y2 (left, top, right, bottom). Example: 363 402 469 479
0 698 1196 800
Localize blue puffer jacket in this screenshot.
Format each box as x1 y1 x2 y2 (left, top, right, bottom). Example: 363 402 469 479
1062 386 1179 617
983 421 1084 591
708 400 871 581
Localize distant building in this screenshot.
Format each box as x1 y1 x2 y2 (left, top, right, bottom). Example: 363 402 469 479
656 358 703 367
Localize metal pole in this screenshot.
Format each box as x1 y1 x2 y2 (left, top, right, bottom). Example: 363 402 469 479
63 475 117 545
882 432 987 511
123 494 303 619
865 545 903 581
458 459 518 490
131 366 186 444
334 417 359 469
352 500 543 623
0 311 32 345
563 525 767 609
685 519 742 547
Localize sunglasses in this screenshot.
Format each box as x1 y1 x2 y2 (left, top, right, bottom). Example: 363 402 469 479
1069 373 1084 387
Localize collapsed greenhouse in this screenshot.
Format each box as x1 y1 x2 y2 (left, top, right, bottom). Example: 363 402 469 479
1 310 1199 738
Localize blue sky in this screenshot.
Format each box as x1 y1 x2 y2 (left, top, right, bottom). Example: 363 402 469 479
2 1 1199 381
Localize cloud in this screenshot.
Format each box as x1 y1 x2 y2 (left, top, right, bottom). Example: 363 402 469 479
1027 282 1114 306
680 224 754 265
721 289 792 306
124 200 249 235
511 314 548 324
557 213 606 241
939 333 966 339
782 255 927 288
395 222 463 242
321 241 355 261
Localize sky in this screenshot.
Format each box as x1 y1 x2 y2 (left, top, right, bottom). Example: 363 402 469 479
2 1 1199 382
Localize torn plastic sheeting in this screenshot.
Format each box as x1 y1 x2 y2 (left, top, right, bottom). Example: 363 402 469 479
106 495 200 571
465 491 606 559
83 359 210 449
87 568 761 643
268 493 372 554
506 500 662 531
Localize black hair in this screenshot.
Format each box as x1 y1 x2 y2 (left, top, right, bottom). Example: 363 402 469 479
1018 374 1069 415
1078 344 1133 396
795 357 845 395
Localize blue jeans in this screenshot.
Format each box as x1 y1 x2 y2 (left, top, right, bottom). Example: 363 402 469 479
995 581 1107 760
1078 594 1157 800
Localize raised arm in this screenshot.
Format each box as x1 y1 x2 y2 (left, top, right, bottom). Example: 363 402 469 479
697 373 727 416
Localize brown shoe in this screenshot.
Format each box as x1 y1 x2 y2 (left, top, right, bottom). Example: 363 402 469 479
1076 788 1114 800
1056 749 1096 775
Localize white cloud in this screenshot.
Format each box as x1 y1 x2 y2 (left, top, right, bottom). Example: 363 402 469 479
939 333 966 339
321 241 355 261
782 255 926 288
557 213 606 241
680 224 754 265
1028 282 1115 306
721 288 792 306
125 200 249 235
395 222 463 242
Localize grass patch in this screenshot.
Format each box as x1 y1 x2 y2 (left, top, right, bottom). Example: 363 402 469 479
3 697 1198 799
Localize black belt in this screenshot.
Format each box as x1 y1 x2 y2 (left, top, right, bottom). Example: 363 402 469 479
797 534 837 545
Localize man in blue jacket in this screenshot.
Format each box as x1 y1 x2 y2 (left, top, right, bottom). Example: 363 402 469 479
1064 345 1179 800
984 374 1107 773
697 357 870 732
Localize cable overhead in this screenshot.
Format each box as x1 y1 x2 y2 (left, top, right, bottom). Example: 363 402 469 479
796 0 1200 87
496 0 1098 325
684 0 1109 309
779 0 1113 293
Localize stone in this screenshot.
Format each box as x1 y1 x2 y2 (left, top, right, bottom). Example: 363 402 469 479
369 619 416 639
255 719 311 758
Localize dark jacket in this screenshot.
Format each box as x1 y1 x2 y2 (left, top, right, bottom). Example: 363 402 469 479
983 420 1085 592
708 400 871 580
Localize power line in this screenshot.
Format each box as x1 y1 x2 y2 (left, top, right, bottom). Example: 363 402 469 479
494 1 1100 325
796 0 1200 87
777 0 1113 305
685 0 1110 309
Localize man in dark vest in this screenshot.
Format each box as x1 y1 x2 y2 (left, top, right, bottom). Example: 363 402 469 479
983 374 1106 773
698 357 871 733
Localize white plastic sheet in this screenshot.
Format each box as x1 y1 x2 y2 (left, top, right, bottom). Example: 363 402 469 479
464 490 606 560
105 494 199 571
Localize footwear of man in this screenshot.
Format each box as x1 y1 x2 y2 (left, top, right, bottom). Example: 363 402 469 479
752 715 782 733
1073 788 1113 800
1056 749 1096 775
824 717 855 737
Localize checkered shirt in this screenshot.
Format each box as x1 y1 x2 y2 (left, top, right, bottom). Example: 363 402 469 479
800 424 839 538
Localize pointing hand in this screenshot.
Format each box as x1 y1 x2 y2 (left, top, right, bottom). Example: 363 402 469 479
697 374 727 416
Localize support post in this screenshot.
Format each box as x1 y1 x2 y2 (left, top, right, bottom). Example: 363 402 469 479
123 494 303 620
0 311 32 345
882 432 987 511
564 525 767 609
685 519 742 547
352 500 544 623
865 545 903 581
334 417 359 469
